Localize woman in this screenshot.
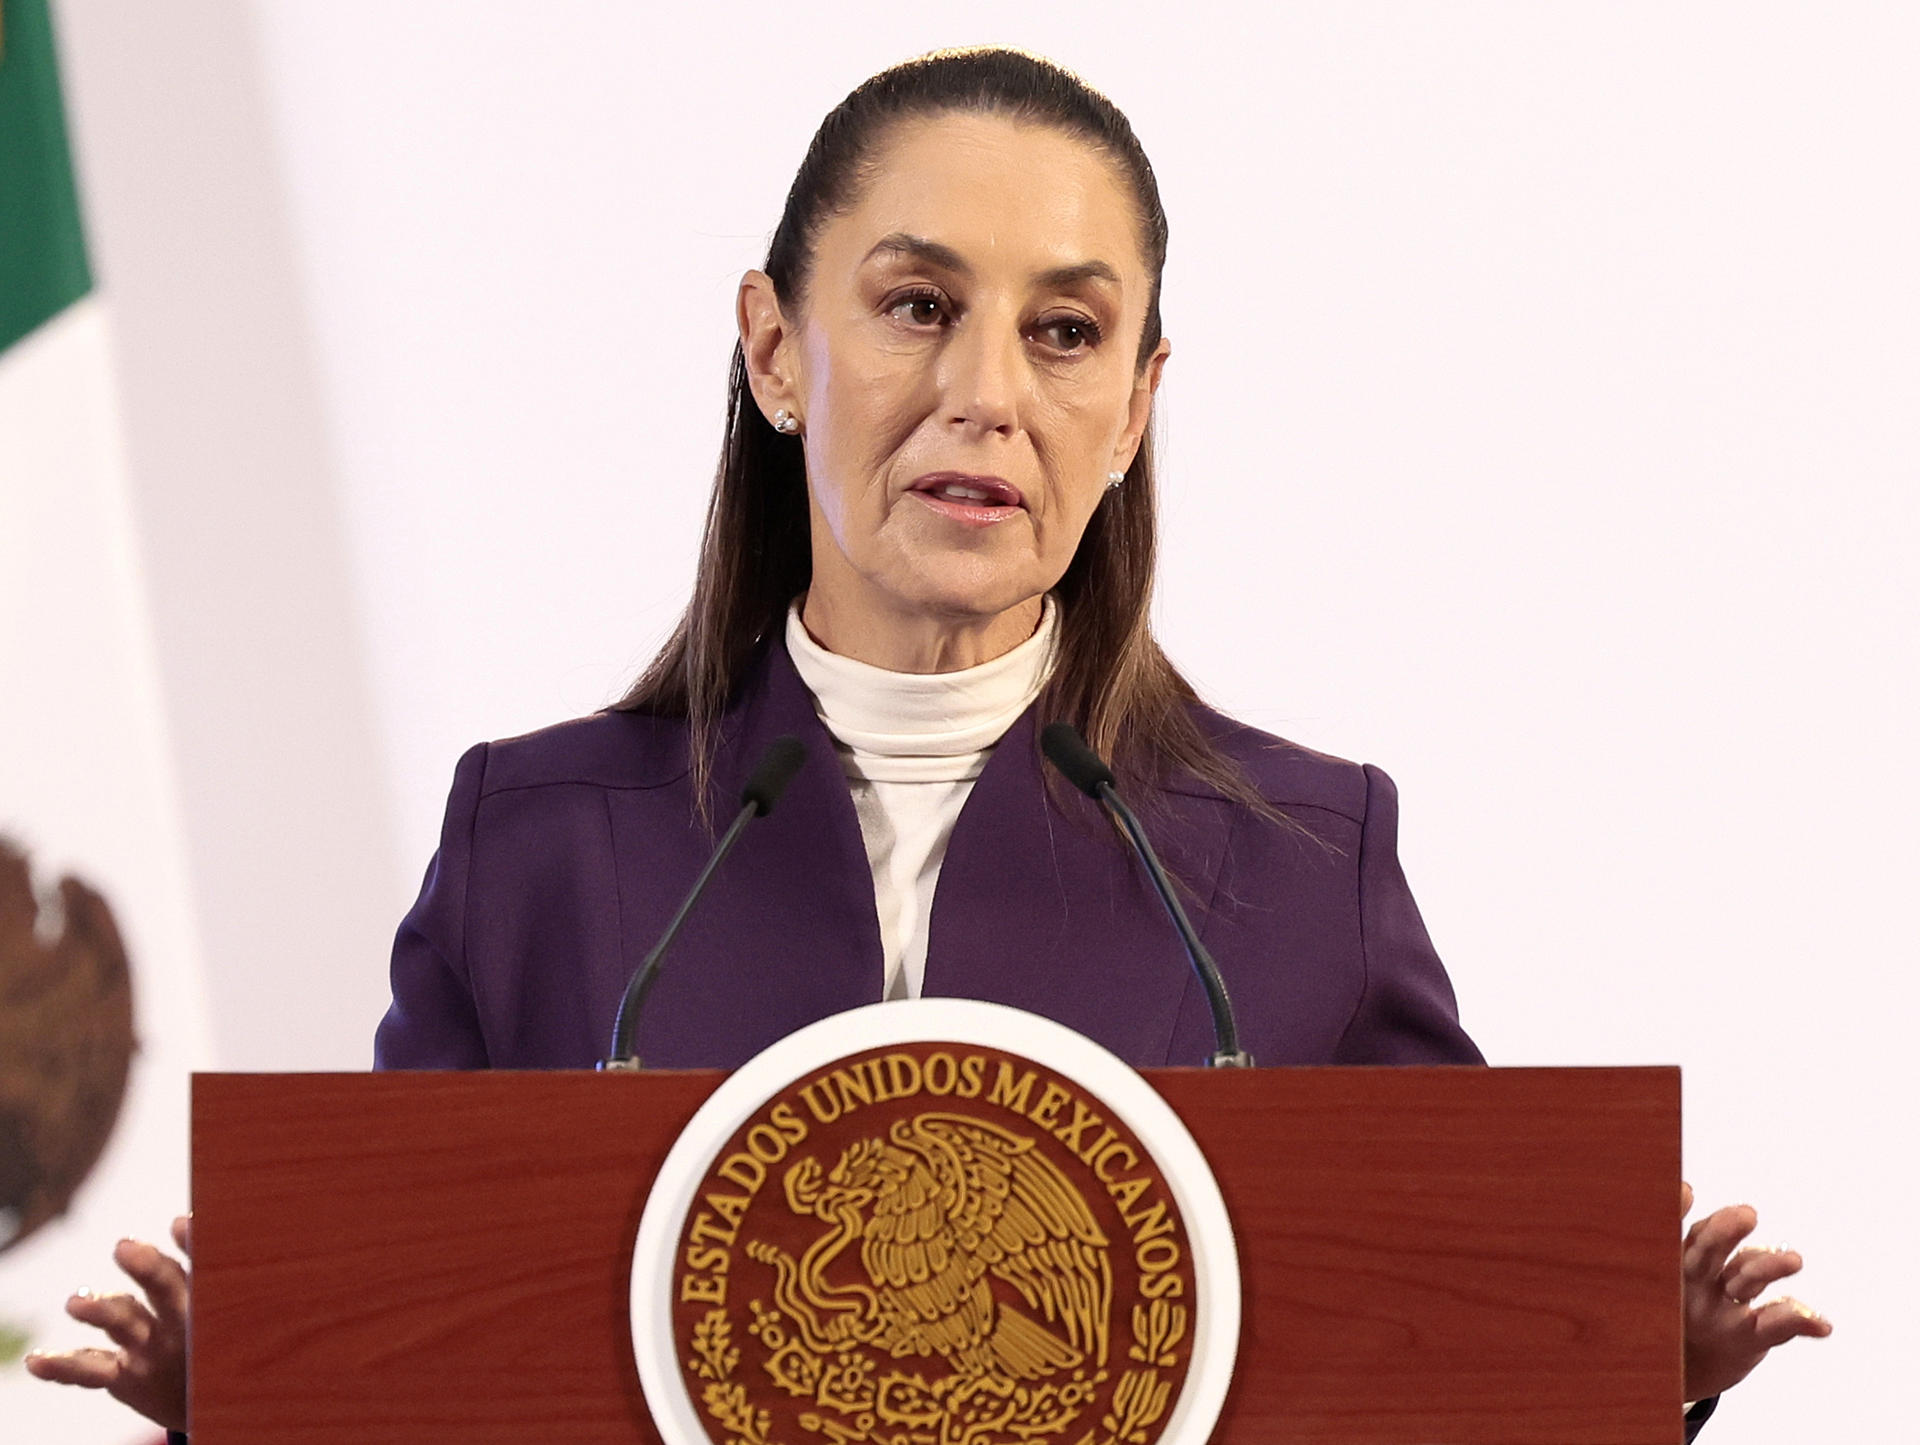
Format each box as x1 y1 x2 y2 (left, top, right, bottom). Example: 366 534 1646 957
29 48 1825 1440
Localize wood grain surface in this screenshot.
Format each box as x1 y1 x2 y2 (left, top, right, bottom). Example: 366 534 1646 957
192 1066 1680 1444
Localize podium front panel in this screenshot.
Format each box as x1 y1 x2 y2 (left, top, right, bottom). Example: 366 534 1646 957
192 1066 1679 1444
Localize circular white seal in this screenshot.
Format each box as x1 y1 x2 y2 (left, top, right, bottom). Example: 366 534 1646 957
632 999 1240 1445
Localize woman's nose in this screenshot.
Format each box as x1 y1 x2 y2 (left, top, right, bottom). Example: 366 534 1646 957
939 312 1023 437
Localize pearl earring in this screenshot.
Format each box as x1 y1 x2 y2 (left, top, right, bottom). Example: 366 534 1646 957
772 408 801 435
1106 471 1125 490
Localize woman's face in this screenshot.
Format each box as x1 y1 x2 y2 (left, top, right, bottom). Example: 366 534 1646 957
743 112 1167 664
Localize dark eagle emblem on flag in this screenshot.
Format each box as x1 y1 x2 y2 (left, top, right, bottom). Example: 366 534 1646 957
0 841 136 1254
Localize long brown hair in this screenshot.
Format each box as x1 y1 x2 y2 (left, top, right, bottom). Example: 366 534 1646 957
618 49 1265 819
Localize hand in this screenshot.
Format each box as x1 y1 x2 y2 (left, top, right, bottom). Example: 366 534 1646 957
1681 1182 1831 1402
24 1214 191 1433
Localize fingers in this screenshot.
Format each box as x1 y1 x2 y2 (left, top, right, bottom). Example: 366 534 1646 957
113 1236 189 1329
1721 1245 1804 1303
1681 1180 1694 1218
171 1213 192 1259
66 1289 155 1352
1750 1295 1833 1348
1684 1203 1757 1282
22 1346 124 1390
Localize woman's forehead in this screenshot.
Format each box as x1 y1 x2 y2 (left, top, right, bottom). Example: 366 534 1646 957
820 113 1148 283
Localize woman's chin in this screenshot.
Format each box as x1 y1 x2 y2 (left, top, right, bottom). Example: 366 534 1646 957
878 562 1049 627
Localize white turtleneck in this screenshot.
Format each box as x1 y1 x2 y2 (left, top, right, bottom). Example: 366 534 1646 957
785 599 1058 1001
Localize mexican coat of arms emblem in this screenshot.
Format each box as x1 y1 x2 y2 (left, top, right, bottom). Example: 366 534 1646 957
668 1040 1201 1445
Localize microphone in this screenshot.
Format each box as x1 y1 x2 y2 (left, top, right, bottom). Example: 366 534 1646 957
1040 723 1253 1068
601 735 806 1070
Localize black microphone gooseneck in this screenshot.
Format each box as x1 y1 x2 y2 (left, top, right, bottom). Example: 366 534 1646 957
1040 722 1253 1068
601 735 806 1071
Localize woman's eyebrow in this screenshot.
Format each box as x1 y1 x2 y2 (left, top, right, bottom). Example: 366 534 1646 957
1035 259 1121 289
863 233 968 273
861 234 1121 291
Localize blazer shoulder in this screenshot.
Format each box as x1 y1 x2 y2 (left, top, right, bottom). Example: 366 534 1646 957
1178 706 1370 825
477 708 692 796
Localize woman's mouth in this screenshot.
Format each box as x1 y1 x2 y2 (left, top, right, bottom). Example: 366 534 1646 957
908 473 1026 526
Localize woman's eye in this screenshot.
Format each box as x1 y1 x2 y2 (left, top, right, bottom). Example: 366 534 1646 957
889 293 947 326
1037 316 1101 353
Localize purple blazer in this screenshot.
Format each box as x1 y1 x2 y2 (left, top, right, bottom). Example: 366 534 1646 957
374 643 1482 1072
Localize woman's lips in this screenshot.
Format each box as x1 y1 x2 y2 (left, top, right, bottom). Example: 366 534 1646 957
908 472 1026 526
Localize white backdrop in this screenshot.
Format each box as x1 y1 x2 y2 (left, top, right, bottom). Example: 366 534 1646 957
18 1 1915 1439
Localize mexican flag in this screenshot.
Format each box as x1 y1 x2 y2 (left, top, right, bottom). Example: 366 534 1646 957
1 0 103 403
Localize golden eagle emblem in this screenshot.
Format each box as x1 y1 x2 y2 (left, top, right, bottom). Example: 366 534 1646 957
673 1046 1197 1445
749 1112 1113 1382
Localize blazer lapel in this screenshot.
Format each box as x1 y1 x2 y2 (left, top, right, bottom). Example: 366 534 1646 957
922 711 1236 1068
614 646 886 1068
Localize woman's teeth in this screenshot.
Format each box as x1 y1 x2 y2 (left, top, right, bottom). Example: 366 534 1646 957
937 483 996 503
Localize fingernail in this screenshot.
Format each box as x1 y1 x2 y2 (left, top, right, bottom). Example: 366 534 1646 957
72 1287 93 1299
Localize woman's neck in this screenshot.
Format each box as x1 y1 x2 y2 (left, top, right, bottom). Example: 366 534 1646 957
798 590 1045 674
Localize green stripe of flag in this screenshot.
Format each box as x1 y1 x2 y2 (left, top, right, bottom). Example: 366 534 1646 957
0 0 94 353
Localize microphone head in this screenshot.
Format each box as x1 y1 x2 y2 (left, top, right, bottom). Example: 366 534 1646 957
740 735 806 816
1040 722 1115 799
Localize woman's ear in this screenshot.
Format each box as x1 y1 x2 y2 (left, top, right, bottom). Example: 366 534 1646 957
1113 337 1172 473
738 270 801 424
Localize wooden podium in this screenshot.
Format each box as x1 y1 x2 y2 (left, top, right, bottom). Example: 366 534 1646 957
190 1066 1681 1443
